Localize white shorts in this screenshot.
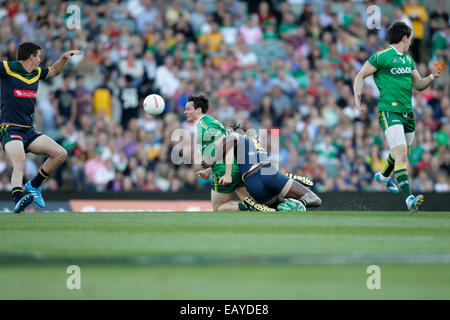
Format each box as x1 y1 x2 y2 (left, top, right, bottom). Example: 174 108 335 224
384 124 415 149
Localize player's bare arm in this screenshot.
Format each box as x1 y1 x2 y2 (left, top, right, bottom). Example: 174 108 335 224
47 50 82 78
411 64 442 91
202 135 237 169
353 61 377 111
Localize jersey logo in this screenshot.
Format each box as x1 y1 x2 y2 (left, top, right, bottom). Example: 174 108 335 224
403 113 408 118
14 89 37 99
390 67 411 74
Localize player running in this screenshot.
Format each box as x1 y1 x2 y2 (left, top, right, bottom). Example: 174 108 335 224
353 21 441 211
202 130 322 211
0 42 81 213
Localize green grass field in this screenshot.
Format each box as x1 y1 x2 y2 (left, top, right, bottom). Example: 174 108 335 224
0 211 449 299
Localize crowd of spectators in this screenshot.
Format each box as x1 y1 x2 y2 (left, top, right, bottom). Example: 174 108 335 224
0 0 448 193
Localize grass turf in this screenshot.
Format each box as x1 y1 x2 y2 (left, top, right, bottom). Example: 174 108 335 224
0 211 449 299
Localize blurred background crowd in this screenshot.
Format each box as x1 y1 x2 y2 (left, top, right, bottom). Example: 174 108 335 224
0 0 448 193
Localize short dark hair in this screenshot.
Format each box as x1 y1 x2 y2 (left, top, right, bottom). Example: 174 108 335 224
188 95 209 113
387 21 412 44
17 42 42 61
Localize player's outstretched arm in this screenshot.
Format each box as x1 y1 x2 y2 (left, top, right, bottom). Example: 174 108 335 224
47 50 82 78
411 65 441 91
353 61 377 112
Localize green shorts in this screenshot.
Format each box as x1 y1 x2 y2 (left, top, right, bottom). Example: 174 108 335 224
211 164 245 193
378 111 416 147
378 111 415 133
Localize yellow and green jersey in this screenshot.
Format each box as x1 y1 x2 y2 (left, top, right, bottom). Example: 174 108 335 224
0 61 49 126
368 45 416 114
195 114 227 159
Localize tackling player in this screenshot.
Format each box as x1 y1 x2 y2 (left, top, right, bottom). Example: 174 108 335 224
353 21 441 211
0 42 81 213
202 131 322 211
185 95 315 212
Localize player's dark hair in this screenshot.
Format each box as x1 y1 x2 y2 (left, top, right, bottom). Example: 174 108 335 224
188 95 209 113
387 21 412 44
17 42 42 61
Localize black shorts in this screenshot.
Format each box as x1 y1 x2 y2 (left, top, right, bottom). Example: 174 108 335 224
0 123 42 151
244 163 291 204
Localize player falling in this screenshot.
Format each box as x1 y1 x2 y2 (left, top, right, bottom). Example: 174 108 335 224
0 42 81 213
184 95 315 212
202 128 322 211
353 21 442 211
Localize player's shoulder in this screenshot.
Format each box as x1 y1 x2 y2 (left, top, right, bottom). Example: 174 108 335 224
375 46 394 57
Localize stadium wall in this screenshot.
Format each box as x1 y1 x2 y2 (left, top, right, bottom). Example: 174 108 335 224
0 192 448 212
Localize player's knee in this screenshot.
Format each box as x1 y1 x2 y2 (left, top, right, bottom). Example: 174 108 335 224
311 193 322 207
393 146 408 163
303 191 321 208
54 148 67 164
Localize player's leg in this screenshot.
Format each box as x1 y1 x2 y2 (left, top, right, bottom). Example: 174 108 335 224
375 112 399 193
283 180 322 208
404 117 423 211
235 186 250 200
211 190 236 211
4 140 34 213
25 135 67 207
257 164 321 211
384 121 422 211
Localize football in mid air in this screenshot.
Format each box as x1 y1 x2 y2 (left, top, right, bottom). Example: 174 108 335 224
143 94 165 116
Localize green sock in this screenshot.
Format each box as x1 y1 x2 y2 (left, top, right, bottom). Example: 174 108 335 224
394 164 412 199
381 152 395 177
238 201 249 211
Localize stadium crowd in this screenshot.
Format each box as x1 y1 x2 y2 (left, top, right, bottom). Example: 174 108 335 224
0 0 448 193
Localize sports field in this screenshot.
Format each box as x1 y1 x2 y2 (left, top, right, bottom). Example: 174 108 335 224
0 211 449 299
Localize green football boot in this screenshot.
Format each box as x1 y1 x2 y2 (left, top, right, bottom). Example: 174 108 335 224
285 198 306 212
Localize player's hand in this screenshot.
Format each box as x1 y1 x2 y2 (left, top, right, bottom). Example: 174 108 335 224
201 158 215 169
195 169 211 180
354 93 363 112
432 64 442 79
63 50 82 59
219 174 232 185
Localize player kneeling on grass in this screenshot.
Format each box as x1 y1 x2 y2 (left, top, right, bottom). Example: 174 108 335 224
202 132 321 212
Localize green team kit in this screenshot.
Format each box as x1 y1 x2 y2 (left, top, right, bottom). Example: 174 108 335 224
368 45 416 135
196 115 244 193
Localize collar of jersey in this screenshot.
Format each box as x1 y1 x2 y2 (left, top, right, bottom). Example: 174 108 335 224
390 45 404 56
3 61 41 84
196 114 208 128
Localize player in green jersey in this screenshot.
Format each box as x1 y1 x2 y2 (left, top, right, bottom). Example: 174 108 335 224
185 95 249 211
354 21 442 211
